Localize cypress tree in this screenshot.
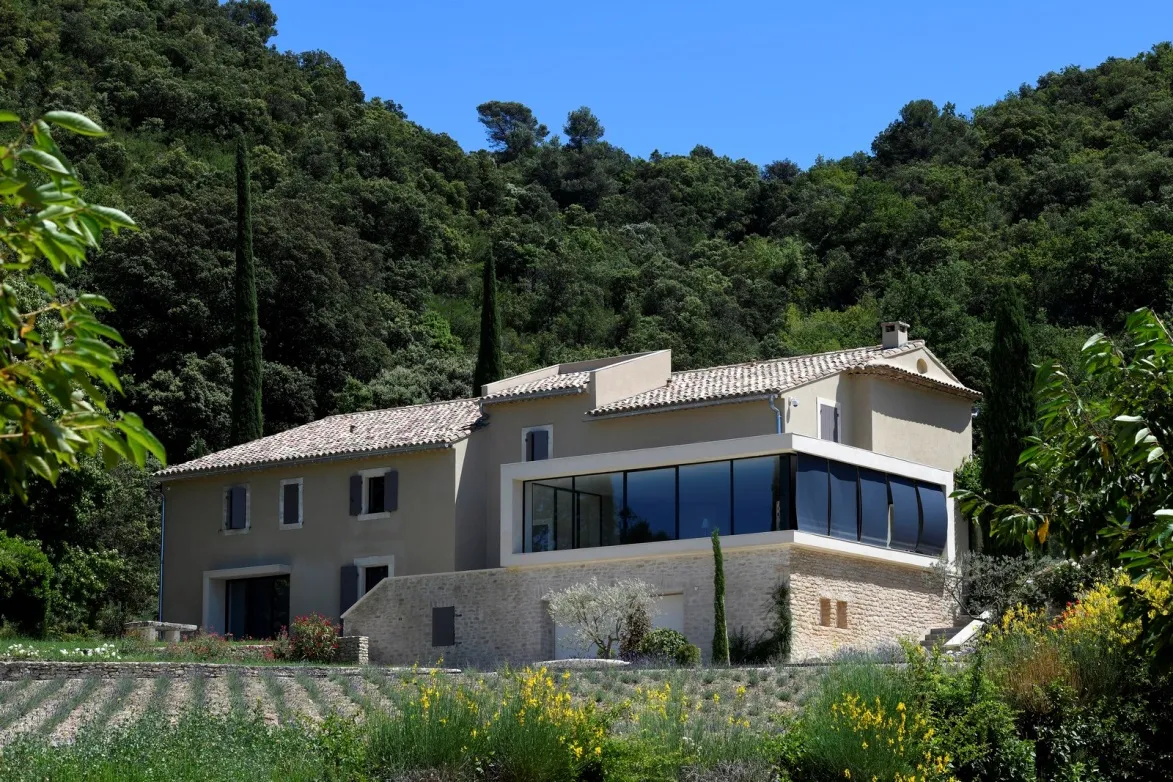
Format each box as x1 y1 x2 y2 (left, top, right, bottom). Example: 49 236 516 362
472 250 504 396
230 137 263 445
711 529 730 665
980 282 1034 521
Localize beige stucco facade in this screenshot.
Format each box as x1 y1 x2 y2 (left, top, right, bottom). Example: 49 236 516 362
159 337 974 657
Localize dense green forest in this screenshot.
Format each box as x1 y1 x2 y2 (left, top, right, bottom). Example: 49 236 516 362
2 0 1172 631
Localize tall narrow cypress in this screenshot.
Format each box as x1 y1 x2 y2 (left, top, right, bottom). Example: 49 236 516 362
472 250 504 396
711 529 730 665
980 282 1033 546
230 137 263 445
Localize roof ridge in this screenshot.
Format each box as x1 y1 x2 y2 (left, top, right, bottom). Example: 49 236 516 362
666 341 921 379
321 395 481 423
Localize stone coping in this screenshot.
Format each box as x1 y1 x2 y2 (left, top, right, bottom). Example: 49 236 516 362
0 661 458 681
124 621 198 631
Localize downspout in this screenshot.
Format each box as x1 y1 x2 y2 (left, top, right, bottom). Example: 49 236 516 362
157 491 166 622
768 394 784 434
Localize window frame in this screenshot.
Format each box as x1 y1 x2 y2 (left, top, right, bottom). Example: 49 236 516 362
521 424 554 462
816 397 842 443
357 467 393 521
353 555 395 599
278 477 303 530
222 484 251 535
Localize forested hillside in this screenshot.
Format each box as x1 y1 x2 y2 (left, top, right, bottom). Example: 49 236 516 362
2 0 1172 630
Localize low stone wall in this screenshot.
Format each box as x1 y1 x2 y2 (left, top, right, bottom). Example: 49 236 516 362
0 661 370 680
337 635 369 665
343 544 951 667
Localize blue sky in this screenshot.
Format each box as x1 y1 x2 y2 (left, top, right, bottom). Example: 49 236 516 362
268 0 1171 167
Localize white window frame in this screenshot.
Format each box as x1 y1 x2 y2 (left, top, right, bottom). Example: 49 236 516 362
521 424 554 461
816 397 841 443
221 484 251 535
357 467 393 521
354 555 395 598
279 477 303 529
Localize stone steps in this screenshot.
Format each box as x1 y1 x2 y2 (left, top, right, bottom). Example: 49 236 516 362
920 618 975 650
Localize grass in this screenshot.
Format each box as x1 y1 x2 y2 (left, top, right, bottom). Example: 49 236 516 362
261 673 294 724
38 677 101 736
226 670 247 716
0 679 66 732
91 678 137 726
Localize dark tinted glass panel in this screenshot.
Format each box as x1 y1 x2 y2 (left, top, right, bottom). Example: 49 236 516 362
859 468 890 547
623 468 676 543
555 488 574 550
575 473 623 547
364 565 388 593
367 476 385 514
916 483 948 556
733 456 779 534
795 454 830 534
525 478 571 552
226 576 289 639
679 461 730 538
828 461 859 541
889 475 920 551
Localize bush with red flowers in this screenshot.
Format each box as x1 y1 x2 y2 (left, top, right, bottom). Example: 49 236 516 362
288 613 339 663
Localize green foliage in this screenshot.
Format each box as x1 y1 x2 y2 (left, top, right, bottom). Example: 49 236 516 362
711 529 729 665
618 602 652 660
0 111 163 498
675 642 701 667
472 250 503 395
979 282 1034 541
729 581 793 664
288 612 339 663
938 553 1109 621
230 137 263 445
957 308 1173 666
0 531 51 634
637 627 691 664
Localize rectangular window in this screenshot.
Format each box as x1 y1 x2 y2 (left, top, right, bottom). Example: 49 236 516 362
889 475 920 552
351 470 398 518
367 475 386 514
795 454 830 535
364 565 389 594
280 479 302 527
432 606 456 647
225 575 289 639
859 468 890 547
916 482 948 556
679 461 730 539
523 426 551 461
574 472 623 548
224 486 248 531
525 477 572 552
819 598 832 627
828 461 859 542
623 468 676 544
836 600 849 629
732 456 780 534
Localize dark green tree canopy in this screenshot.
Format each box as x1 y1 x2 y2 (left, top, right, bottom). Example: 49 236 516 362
476 101 549 161
564 107 605 149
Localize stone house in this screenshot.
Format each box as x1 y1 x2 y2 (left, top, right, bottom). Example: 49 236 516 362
156 322 978 664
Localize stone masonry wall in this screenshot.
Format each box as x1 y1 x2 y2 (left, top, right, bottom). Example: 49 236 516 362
343 545 951 667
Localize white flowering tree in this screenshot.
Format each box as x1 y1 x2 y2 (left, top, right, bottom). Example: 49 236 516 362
545 577 658 659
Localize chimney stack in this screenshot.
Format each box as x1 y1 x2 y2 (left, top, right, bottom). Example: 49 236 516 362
881 321 909 349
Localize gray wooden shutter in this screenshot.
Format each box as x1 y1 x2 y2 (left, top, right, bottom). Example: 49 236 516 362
339 564 358 616
527 429 549 461
819 404 838 442
230 486 247 529
432 606 456 647
348 475 362 516
383 469 398 512
282 483 300 525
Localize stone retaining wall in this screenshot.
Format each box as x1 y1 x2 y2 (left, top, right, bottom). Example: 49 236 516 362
344 544 951 667
0 661 370 680
337 635 369 665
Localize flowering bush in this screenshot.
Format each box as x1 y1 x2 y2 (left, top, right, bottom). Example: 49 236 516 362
823 693 955 782
3 643 40 660
368 665 604 782
545 578 659 659
57 643 120 659
289 613 339 663
166 631 234 662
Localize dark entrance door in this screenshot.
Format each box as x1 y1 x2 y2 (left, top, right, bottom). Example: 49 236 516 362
226 575 290 639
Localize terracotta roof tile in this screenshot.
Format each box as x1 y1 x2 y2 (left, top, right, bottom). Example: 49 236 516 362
156 398 482 479
479 371 590 402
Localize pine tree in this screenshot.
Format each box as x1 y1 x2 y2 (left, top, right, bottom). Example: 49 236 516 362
980 282 1033 524
230 137 263 445
711 529 730 665
472 250 504 396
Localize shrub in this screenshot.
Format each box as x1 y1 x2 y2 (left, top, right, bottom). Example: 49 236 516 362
675 643 701 667
0 532 52 636
545 577 658 659
268 627 291 661
289 613 339 663
730 582 792 664
168 631 234 661
619 604 652 660
638 628 691 664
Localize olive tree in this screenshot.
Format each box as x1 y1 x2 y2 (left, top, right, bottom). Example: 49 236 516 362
545 577 658 659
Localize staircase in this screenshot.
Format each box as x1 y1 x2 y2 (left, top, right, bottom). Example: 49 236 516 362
920 617 978 650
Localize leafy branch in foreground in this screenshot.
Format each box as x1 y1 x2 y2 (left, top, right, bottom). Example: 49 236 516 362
955 308 1173 666
0 110 164 498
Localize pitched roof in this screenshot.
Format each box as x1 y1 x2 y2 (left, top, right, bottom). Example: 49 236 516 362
588 341 978 416
156 398 482 479
479 371 590 402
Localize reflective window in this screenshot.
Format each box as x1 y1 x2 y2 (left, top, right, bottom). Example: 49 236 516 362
679 461 730 538
859 468 890 547
795 454 829 535
733 456 780 534
889 475 920 551
917 482 948 556
525 477 572 552
828 461 859 541
574 472 623 547
623 468 676 543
